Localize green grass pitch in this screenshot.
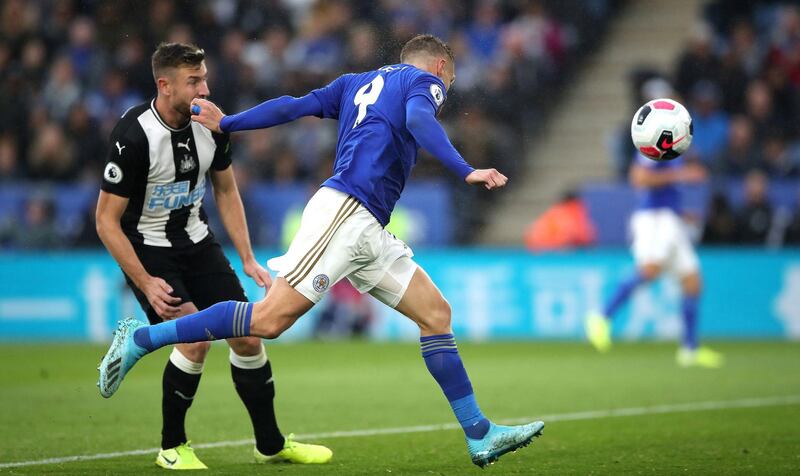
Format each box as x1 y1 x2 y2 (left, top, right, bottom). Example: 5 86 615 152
1 341 798 475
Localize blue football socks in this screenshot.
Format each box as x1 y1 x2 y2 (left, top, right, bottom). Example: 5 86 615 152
681 295 699 350
133 301 253 352
421 334 490 440
604 272 646 318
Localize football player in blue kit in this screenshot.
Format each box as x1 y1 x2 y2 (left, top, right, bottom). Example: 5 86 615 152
585 153 724 368
98 34 544 468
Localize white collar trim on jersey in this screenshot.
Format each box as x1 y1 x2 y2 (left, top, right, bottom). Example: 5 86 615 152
149 98 192 132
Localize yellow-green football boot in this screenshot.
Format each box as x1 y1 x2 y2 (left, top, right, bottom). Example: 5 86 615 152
254 434 332 464
676 346 724 368
585 311 612 352
155 442 208 470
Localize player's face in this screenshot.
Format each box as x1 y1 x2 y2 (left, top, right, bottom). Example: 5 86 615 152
169 62 210 116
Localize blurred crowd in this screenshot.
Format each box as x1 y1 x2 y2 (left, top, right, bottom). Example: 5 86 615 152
0 0 616 249
611 1 800 248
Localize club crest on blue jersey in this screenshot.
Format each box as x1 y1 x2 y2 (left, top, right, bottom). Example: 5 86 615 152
312 274 330 292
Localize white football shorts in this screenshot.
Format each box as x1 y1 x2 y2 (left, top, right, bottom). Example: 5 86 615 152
630 208 699 276
267 187 417 306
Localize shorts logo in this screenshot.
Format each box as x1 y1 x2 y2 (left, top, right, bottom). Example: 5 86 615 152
430 84 444 106
312 274 330 292
104 162 123 184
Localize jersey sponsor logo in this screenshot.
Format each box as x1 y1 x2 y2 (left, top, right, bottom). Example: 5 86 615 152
430 84 444 106
179 154 196 173
104 162 123 184
312 274 330 292
147 180 206 211
177 137 192 151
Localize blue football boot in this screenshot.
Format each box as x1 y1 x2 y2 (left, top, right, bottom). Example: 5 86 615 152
466 421 545 468
97 317 148 398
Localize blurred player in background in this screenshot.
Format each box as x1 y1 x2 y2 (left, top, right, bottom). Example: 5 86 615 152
95 42 331 469
98 34 544 468
585 152 724 368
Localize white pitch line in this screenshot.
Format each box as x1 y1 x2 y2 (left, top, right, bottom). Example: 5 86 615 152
1 394 799 469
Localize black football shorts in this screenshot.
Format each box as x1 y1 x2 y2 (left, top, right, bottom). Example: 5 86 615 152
123 238 248 324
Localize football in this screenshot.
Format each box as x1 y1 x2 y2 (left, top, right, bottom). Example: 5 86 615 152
630 98 693 161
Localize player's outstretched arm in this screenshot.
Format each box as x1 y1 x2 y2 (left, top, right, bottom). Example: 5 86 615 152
191 94 324 134
405 96 508 190
629 162 706 188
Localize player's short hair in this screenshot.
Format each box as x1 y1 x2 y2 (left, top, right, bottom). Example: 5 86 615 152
400 34 454 64
151 42 205 81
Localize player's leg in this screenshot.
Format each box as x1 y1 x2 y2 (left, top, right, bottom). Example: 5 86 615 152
390 266 485 436
586 210 665 351
586 262 660 353
122 269 209 470
604 262 660 318
679 271 701 351
176 240 330 464
182 244 286 458
112 277 310 347
605 210 666 318
180 255 285 460
98 274 316 399
224 337 283 451
224 335 331 464
361 256 543 467
673 232 723 368
158 306 211 471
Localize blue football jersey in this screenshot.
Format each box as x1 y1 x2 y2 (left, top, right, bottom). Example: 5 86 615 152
634 154 681 212
310 64 448 226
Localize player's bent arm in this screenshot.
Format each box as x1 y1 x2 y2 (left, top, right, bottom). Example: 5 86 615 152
210 166 257 264
95 191 151 288
219 94 325 133
629 164 681 188
405 95 474 179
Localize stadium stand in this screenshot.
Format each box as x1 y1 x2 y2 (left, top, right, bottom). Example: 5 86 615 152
0 0 617 249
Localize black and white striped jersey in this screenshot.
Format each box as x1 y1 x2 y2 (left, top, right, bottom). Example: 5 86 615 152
101 99 231 248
